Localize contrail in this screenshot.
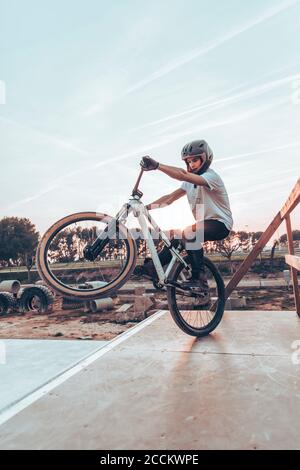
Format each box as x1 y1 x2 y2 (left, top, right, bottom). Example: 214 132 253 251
162 97 287 141
127 80 252 132
93 136 176 168
55 100 288 180
5 185 59 210
217 161 254 172
217 141 300 163
0 97 290 212
230 174 298 197
130 71 300 133
94 100 281 169
0 136 176 213
0 116 93 156
124 0 299 95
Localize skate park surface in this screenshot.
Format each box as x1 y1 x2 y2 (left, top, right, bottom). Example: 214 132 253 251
0 309 299 450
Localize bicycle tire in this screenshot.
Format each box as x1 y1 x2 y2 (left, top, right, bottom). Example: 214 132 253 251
167 256 225 337
0 292 17 315
18 286 54 314
37 211 137 300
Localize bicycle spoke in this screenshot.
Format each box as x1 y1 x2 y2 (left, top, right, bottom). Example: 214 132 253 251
41 215 134 295
167 256 225 336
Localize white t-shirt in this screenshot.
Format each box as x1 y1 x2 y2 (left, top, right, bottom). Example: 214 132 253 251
181 168 233 231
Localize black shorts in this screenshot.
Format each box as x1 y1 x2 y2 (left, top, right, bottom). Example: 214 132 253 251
180 219 230 247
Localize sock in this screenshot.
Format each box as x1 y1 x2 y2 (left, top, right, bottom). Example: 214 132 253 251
186 248 204 279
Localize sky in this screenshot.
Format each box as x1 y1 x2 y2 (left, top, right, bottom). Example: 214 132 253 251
0 0 300 240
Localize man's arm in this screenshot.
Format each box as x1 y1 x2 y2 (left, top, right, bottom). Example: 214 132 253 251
158 163 209 188
147 187 185 210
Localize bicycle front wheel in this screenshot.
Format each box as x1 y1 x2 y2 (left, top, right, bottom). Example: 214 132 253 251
37 212 137 300
167 256 225 337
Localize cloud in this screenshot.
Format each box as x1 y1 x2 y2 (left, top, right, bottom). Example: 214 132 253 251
124 0 300 95
84 1 299 117
0 116 93 156
3 184 59 212
230 174 298 197
217 160 254 172
130 72 300 133
217 141 300 163
160 97 287 141
2 95 287 213
0 135 175 213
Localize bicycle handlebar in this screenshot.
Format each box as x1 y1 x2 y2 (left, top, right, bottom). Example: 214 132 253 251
131 167 144 198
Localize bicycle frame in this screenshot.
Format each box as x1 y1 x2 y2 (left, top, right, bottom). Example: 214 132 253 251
117 198 188 284
85 168 189 285
115 169 190 284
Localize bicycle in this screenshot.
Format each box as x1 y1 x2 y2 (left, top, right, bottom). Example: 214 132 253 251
36 167 225 336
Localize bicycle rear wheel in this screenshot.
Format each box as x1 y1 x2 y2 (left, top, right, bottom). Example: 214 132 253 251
167 256 225 337
37 212 137 300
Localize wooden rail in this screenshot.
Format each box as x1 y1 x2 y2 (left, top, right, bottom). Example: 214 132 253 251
285 255 300 271
225 177 300 317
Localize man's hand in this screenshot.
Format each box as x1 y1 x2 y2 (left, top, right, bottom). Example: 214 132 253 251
140 156 159 171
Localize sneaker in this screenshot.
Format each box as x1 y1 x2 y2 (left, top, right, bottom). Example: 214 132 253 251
179 278 207 290
132 262 158 281
179 278 211 306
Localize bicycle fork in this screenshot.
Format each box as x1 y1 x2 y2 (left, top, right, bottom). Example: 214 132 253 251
83 204 131 261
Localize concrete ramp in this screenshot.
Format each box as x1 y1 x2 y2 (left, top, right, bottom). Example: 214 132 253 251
0 310 300 450
0 339 107 415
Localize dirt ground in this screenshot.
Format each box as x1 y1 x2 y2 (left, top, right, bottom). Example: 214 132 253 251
0 282 297 341
238 287 296 311
0 305 146 341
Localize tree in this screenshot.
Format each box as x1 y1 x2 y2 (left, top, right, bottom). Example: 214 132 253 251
0 217 40 282
236 231 251 252
235 231 264 252
250 231 263 247
270 239 279 272
48 228 78 263
211 231 241 273
249 231 264 261
279 230 300 246
203 240 215 254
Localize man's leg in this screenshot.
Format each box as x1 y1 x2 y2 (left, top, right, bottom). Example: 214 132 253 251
180 220 230 291
133 220 229 282
133 239 181 280
181 222 208 291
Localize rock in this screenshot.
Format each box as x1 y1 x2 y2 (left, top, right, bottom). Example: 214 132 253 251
115 294 156 323
116 303 133 313
115 310 145 323
134 294 155 315
134 286 146 296
229 296 247 308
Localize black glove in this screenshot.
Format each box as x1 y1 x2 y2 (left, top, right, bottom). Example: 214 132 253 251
140 156 159 171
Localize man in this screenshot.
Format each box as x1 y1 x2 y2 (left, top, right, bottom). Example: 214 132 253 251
134 139 233 297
